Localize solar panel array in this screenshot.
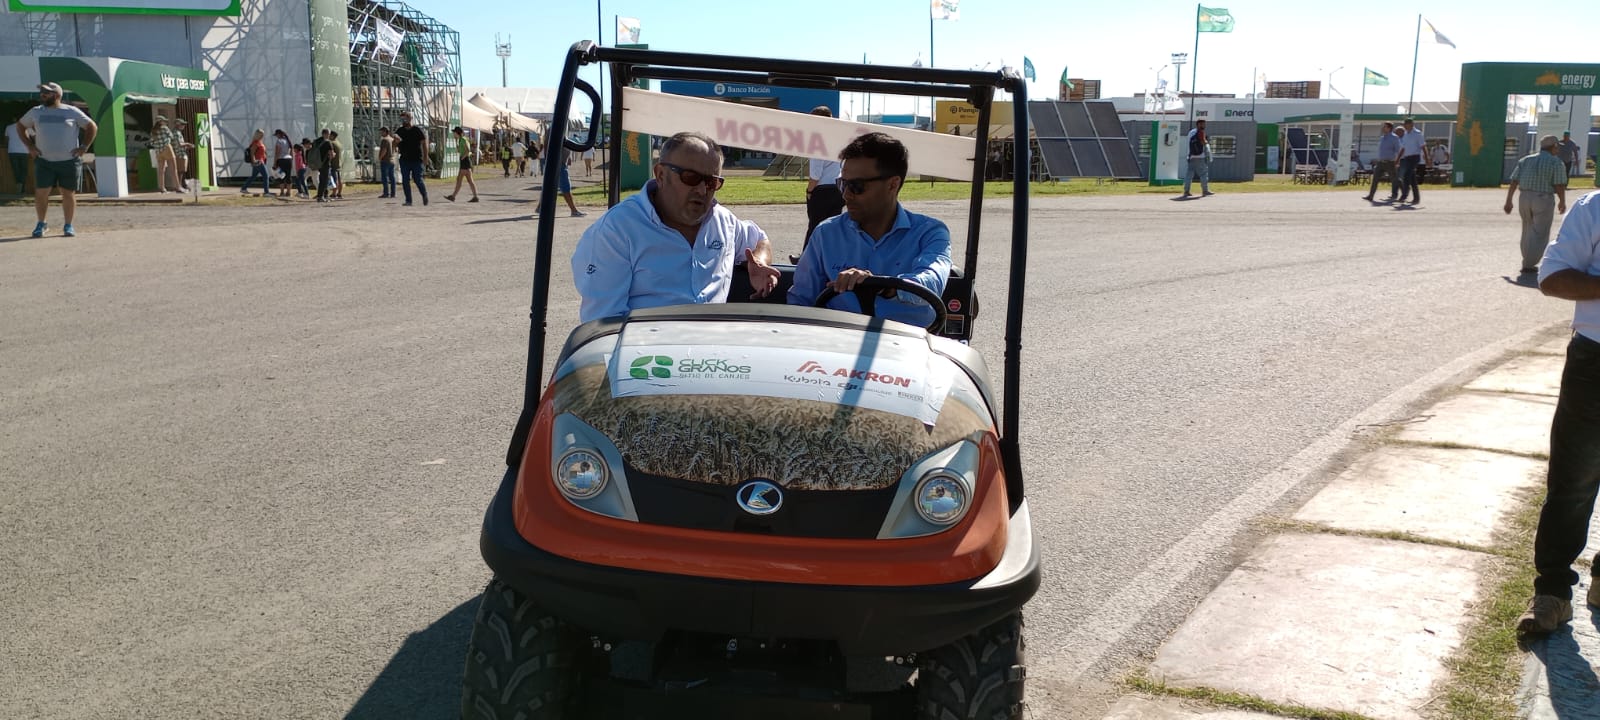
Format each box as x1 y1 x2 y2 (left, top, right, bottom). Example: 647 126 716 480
1030 101 1143 180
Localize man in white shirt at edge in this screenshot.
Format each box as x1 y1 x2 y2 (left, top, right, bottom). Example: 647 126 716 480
571 131 780 323
1518 189 1600 634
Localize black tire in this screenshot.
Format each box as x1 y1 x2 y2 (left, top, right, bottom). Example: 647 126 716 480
460 578 594 720
915 613 1026 720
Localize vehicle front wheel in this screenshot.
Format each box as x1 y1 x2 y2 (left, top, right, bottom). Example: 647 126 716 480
915 613 1026 720
460 578 595 720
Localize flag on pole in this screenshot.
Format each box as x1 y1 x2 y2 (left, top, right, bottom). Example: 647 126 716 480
1363 68 1390 86
1197 6 1234 32
1061 66 1074 91
1022 57 1036 82
1423 18 1455 48
931 0 958 21
616 16 641 44
373 18 404 59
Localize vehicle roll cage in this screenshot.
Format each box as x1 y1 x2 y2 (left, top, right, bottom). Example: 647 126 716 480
514 42 1032 505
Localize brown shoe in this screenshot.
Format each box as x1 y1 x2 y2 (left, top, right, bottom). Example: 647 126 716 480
1517 595 1573 634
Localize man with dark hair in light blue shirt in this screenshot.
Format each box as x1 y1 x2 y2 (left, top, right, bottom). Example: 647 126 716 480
571 131 779 323
787 132 952 328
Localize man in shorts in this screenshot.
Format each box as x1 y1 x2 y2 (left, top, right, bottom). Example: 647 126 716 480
18 81 97 238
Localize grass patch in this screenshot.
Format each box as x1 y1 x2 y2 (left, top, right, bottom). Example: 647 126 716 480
1126 673 1379 720
1437 488 1542 720
568 174 1460 206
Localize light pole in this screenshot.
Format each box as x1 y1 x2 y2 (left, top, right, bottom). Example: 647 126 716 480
495 34 512 88
1171 53 1188 118
1323 66 1345 98
1149 65 1170 114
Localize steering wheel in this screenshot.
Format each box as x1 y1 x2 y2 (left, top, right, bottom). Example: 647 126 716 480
813 275 948 333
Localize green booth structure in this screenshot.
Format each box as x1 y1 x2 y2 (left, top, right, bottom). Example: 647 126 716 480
1455 62 1599 188
1 56 214 197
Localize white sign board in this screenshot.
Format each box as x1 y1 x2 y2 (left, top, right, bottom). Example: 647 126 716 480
609 344 954 425
622 86 976 180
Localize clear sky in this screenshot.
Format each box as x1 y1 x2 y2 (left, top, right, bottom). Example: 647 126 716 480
410 0 1600 117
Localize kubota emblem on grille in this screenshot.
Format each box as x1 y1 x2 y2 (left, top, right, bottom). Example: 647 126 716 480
736 480 783 516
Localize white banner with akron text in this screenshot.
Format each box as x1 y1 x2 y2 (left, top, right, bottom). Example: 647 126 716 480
621 87 977 180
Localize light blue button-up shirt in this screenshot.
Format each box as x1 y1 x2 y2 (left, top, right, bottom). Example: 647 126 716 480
1397 128 1425 159
1376 132 1400 164
572 179 767 322
788 204 952 328
1539 191 1600 342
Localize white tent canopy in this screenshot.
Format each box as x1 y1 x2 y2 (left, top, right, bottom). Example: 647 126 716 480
468 93 542 133
460 101 497 132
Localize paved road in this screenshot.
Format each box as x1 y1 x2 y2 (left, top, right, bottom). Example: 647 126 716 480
0 178 1578 718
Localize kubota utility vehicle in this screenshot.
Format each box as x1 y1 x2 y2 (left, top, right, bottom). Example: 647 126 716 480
462 42 1040 720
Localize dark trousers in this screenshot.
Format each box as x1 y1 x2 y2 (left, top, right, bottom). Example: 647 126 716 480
1397 155 1421 202
379 161 396 196
804 185 845 247
9 152 28 192
1366 160 1397 199
1533 333 1600 600
400 159 428 203
316 165 331 200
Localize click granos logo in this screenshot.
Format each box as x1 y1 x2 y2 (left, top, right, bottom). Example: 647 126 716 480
629 355 673 379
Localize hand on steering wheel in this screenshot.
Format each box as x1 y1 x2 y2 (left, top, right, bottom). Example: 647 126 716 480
813 273 947 333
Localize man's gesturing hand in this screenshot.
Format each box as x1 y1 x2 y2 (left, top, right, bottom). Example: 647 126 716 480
745 248 780 298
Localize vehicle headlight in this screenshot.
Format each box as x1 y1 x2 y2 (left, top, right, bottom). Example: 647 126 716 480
555 449 609 500
913 470 969 525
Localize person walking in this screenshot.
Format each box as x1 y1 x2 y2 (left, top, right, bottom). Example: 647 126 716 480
1182 119 1212 198
293 138 310 198
582 146 596 177
1364 122 1401 202
313 128 333 202
803 106 844 248
327 131 344 200
6 118 30 194
272 129 294 197
242 128 270 197
18 81 97 238
1393 118 1427 205
499 141 513 178
173 118 194 192
1557 131 1582 177
1515 188 1600 636
148 117 180 193
394 111 429 206
377 127 397 198
1504 135 1569 275
444 126 479 202
512 137 527 177
535 145 585 217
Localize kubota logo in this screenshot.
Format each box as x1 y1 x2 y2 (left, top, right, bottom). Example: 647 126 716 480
629 355 673 379
795 361 915 388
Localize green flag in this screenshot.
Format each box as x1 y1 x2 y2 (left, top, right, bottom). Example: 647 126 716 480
1060 66 1074 91
1197 6 1234 32
1363 68 1389 86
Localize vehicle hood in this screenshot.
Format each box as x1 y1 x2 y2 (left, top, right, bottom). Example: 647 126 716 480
547 320 992 491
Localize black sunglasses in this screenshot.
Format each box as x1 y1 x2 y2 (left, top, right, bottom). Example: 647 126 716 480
836 175 892 194
661 162 725 190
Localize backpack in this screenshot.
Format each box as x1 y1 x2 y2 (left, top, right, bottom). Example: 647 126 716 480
1188 131 1205 157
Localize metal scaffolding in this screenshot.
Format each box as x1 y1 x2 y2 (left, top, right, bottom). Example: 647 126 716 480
346 0 460 177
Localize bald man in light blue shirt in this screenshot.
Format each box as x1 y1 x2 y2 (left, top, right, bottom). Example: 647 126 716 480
572 132 779 323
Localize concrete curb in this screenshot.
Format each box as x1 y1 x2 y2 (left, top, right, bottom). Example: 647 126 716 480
1106 328 1600 720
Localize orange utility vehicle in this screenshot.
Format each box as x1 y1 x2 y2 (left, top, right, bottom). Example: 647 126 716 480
462 43 1040 720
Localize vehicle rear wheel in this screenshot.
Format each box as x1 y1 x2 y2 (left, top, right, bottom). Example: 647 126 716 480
461 578 595 720
915 613 1026 720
